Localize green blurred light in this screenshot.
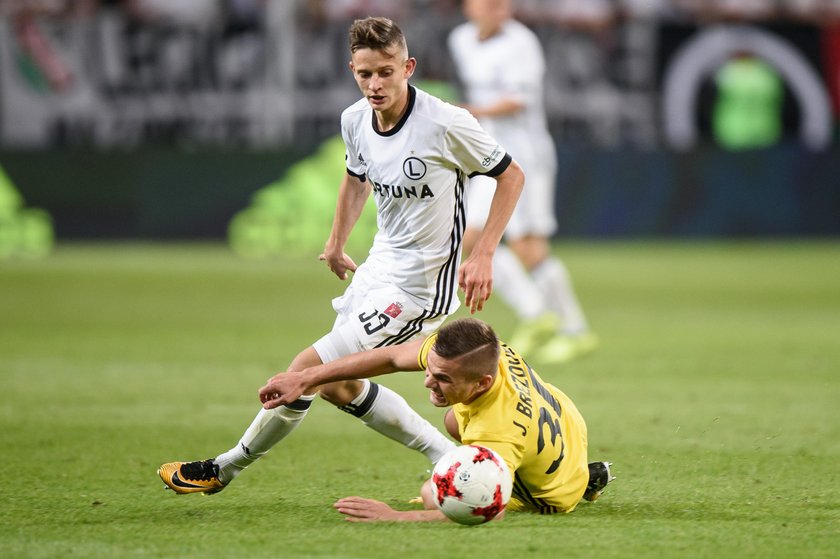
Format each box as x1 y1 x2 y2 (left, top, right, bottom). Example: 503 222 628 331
0 165 54 259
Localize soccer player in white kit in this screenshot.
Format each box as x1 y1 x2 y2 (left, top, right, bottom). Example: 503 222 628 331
158 16 525 495
448 0 597 363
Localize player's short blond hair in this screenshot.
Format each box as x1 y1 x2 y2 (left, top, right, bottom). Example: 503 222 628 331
348 16 408 57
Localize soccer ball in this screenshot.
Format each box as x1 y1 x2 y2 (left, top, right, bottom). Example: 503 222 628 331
430 444 512 525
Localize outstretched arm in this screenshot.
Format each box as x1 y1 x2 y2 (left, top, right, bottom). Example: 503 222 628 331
320 173 371 280
259 338 425 409
334 480 505 523
334 496 448 523
462 98 524 120
459 159 524 313
335 480 446 523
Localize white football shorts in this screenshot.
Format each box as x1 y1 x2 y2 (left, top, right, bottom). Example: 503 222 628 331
312 264 446 364
466 171 557 239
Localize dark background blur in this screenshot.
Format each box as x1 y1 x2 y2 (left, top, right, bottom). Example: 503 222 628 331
1 0 838 240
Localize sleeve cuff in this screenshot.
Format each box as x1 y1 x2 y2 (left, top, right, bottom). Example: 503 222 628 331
469 153 512 179
347 168 367 182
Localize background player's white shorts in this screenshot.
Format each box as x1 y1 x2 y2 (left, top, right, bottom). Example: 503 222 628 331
466 172 558 239
312 264 447 364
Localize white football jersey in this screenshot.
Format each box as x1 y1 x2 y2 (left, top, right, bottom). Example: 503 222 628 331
448 19 556 174
341 85 511 315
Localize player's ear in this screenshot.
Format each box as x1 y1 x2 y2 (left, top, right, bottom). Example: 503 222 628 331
477 374 494 392
404 57 417 78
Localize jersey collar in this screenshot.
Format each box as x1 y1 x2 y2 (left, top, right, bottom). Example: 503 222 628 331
371 85 416 137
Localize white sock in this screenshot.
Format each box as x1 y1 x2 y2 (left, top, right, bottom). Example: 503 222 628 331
532 257 589 335
214 395 316 484
341 379 455 464
492 245 545 320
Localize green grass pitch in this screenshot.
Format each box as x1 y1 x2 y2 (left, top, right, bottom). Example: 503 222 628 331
1 241 838 558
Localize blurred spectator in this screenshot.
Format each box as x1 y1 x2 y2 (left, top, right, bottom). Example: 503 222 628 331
294 0 356 93
226 0 265 26
617 0 677 20
515 0 616 32
3 0 98 93
120 0 223 28
322 0 412 21
675 0 777 22
402 0 462 83
781 0 840 24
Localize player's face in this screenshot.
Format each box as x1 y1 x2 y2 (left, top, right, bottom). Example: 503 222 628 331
349 46 416 118
465 0 510 38
423 350 488 408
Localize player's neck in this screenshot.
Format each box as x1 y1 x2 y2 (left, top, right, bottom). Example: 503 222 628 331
374 91 410 132
477 23 503 41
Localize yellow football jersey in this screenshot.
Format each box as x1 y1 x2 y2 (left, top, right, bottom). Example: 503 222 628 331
419 335 589 514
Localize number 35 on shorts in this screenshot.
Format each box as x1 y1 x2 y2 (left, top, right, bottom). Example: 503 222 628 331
357 305 399 335
352 295 414 346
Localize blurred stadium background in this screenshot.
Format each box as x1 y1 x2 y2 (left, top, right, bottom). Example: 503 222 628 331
0 0 838 250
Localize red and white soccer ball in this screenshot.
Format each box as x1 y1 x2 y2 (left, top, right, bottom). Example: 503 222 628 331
430 444 512 525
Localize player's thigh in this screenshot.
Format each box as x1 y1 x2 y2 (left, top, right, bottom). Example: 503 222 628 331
312 283 445 364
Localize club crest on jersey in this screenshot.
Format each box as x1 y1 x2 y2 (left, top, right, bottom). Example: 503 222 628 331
383 302 403 319
403 157 427 180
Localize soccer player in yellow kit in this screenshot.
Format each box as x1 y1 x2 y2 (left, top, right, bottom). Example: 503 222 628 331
420 331 588 514
259 318 612 522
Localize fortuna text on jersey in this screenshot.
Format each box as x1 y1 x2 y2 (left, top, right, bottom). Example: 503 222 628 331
370 179 435 200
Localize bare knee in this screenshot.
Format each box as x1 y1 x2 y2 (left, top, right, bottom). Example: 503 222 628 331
285 347 325 397
508 235 550 271
318 379 365 407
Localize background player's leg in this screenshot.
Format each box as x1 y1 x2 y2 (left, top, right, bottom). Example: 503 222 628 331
494 244 560 355
492 244 548 321
529 251 598 363
531 256 589 336
464 227 554 355
506 235 597 363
